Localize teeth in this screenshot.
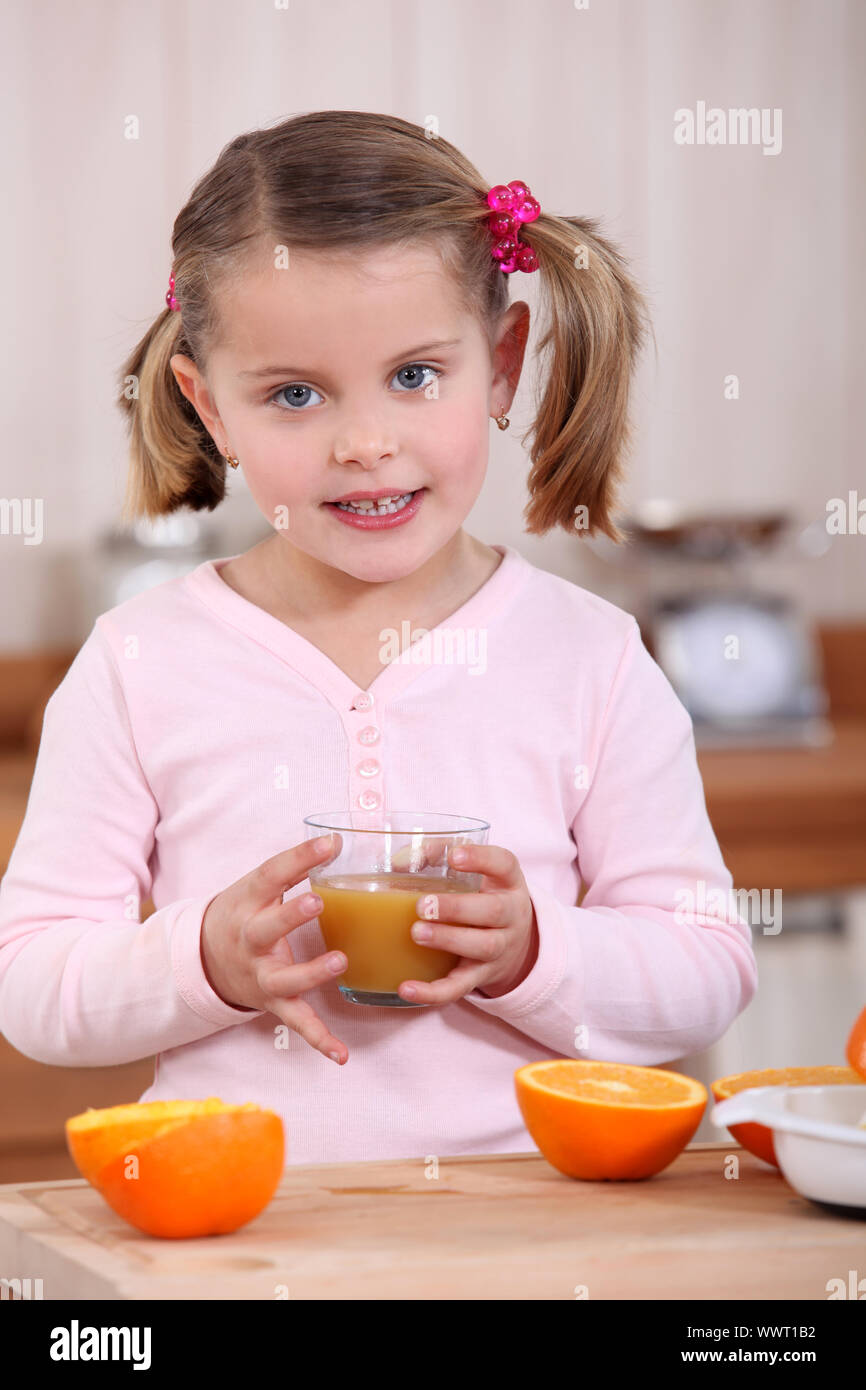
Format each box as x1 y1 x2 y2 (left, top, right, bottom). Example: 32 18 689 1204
336 491 415 515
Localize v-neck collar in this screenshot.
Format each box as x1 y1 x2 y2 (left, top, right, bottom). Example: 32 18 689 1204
184 542 530 711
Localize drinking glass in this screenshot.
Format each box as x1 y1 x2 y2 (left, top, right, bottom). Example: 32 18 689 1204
302 811 490 1007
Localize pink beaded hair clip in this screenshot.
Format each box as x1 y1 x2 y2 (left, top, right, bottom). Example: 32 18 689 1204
165 179 540 307
486 180 540 273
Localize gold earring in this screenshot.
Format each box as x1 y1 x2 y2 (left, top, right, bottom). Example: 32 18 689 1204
495 412 510 431
224 446 239 470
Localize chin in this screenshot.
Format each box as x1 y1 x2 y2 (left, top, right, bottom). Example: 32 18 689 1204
336 554 424 584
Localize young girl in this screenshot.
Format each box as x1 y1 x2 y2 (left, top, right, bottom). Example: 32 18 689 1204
0 111 756 1165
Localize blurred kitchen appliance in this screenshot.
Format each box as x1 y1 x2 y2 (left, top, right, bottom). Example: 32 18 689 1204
599 504 833 748
88 513 223 621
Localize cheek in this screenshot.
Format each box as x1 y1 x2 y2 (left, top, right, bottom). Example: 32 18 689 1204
240 433 316 512
422 394 489 486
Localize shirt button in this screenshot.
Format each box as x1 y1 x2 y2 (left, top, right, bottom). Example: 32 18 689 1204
358 790 380 810
358 725 380 745
357 758 380 778
353 692 374 711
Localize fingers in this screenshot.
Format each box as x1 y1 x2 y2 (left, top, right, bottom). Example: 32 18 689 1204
248 890 350 1065
243 832 342 913
243 887 325 952
389 836 472 873
445 843 518 885
411 918 507 964
390 837 445 872
397 960 490 1006
415 887 508 929
257 944 347 999
390 842 515 883
269 995 349 1065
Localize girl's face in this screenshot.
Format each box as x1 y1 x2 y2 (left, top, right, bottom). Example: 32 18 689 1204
171 243 528 585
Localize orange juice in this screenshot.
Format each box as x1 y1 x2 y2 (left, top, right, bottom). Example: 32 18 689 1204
314 872 468 993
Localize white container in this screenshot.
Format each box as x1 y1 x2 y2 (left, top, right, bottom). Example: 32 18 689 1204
711 1085 866 1211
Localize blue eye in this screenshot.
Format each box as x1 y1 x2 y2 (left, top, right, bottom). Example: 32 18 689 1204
266 363 441 413
269 383 324 411
390 364 441 392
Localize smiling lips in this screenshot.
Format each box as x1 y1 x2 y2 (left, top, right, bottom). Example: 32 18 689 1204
324 488 426 528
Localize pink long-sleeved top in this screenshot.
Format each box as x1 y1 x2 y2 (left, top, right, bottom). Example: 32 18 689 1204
0 543 757 1163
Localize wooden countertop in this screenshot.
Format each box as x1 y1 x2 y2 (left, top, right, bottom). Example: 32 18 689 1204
0 1143 860 1300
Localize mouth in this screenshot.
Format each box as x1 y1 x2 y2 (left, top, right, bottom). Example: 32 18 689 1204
324 489 423 516
322 487 427 529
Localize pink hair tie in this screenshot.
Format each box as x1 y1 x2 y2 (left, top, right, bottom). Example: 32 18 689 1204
486 180 540 274
165 272 179 311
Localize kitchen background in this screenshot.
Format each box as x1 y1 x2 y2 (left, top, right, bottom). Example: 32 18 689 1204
1 0 864 1172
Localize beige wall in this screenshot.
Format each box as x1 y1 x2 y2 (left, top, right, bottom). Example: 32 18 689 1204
2 0 863 648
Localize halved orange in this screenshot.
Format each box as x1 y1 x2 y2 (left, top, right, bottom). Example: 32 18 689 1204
710 1066 864 1168
846 1007 866 1080
514 1060 707 1180
66 1098 284 1239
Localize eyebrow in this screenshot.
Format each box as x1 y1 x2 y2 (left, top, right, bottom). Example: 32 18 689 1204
237 339 462 380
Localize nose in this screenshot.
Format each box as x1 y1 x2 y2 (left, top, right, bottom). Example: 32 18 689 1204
333 422 398 469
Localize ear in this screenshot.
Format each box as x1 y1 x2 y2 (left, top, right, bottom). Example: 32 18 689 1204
169 354 226 444
490 301 531 411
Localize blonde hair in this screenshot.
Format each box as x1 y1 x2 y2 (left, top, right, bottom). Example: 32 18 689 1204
117 110 653 540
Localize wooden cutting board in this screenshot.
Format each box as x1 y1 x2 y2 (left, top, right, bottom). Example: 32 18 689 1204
0 1142 861 1300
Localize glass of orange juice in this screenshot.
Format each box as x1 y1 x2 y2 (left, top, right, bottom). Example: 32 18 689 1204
302 811 490 1007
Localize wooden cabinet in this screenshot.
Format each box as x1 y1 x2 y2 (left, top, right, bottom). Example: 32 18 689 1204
0 1040 154 1183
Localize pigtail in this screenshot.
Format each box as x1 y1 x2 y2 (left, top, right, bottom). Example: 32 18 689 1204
115 304 227 525
518 213 654 541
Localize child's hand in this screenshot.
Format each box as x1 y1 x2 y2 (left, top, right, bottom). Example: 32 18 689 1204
200 835 350 1065
397 844 540 1005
